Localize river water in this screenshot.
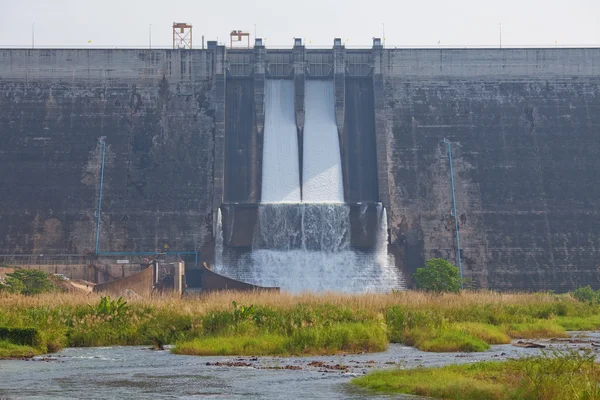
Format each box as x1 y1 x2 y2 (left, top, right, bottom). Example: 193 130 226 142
0 335 597 399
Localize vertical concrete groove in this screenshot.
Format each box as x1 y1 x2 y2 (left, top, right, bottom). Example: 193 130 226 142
212 46 226 237
252 44 266 203
293 44 305 200
333 43 347 201
372 44 392 226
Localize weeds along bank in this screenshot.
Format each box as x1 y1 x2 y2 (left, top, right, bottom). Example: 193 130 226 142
1 291 600 358
352 349 600 400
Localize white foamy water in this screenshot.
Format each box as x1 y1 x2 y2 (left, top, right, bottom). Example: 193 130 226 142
214 205 405 293
261 80 301 203
302 80 344 203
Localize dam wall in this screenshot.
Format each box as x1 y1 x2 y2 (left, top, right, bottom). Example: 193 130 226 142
0 49 216 262
382 48 600 291
1 45 600 291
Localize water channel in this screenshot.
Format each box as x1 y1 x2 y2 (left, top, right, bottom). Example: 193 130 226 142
1 333 598 399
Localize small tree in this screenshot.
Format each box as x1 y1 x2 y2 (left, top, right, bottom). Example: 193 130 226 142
2 269 55 295
413 258 462 293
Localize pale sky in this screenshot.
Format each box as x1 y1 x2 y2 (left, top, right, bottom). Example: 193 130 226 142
0 0 599 48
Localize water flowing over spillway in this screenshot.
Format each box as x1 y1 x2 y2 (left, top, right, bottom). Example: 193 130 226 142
215 205 404 292
302 80 344 202
214 79 404 292
261 80 301 203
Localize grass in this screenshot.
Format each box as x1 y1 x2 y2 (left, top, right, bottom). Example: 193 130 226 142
455 322 511 344
174 322 388 356
418 330 490 352
554 314 600 331
352 349 600 399
501 321 568 339
0 290 600 356
175 335 289 356
0 340 37 358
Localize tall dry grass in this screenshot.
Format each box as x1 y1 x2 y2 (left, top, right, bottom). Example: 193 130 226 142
1 290 595 357
0 290 566 314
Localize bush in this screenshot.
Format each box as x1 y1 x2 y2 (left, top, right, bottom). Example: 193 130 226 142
413 258 462 293
572 285 600 304
0 269 55 295
0 327 40 346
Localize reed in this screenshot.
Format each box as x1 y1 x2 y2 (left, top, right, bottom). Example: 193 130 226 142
0 290 598 357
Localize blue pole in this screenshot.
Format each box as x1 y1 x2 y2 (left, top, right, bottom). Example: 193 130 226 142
443 139 463 288
95 140 106 254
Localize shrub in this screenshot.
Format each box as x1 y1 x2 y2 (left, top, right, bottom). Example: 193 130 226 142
94 296 128 318
0 327 40 346
572 285 600 304
413 258 462 293
0 269 55 295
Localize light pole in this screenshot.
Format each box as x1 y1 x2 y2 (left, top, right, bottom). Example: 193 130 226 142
443 138 463 288
149 24 152 49
499 23 502 49
32 23 35 49
95 139 106 254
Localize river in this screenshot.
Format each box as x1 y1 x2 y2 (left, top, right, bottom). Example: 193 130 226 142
0 334 597 399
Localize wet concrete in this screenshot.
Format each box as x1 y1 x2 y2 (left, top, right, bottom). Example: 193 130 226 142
1 333 599 399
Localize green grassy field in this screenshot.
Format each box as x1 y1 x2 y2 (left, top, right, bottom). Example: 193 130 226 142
1 290 600 358
352 349 600 399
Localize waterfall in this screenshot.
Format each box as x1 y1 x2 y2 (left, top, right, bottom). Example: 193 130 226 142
302 80 344 202
214 79 405 292
214 203 404 292
261 79 301 203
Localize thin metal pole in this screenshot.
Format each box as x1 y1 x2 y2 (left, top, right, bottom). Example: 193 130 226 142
499 23 502 49
149 24 152 49
443 139 463 287
95 140 106 254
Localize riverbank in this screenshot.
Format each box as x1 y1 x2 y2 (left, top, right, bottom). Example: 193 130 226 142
352 348 600 399
1 290 600 358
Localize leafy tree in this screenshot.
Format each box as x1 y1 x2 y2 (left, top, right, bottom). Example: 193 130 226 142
572 285 600 304
0 274 24 294
1 269 55 295
413 258 462 293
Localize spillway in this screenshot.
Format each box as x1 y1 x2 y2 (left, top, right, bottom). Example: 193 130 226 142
261 80 301 203
214 78 404 292
302 80 344 203
214 205 405 292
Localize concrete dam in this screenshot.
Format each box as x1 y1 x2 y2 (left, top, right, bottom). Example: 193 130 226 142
1 39 600 291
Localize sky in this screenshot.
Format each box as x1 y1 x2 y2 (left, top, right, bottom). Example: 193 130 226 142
0 0 599 48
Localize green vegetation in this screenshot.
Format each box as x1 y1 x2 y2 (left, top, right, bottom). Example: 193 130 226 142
417 329 490 352
0 327 40 346
175 322 387 356
455 322 510 344
1 287 600 358
501 321 568 339
0 340 36 359
413 258 463 293
554 314 600 331
352 349 600 400
572 285 600 305
0 269 56 295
